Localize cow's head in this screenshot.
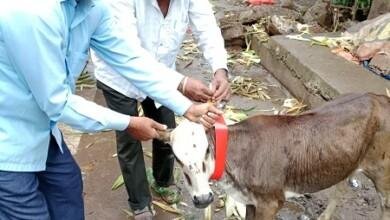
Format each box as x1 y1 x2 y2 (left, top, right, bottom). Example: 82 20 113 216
159 120 215 208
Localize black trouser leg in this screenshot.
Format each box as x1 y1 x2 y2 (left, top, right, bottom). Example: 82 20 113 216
97 81 151 211
141 97 176 187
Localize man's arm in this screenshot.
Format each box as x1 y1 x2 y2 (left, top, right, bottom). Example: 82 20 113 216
91 2 194 116
90 1 222 127
189 0 230 101
95 0 213 103
2 5 142 134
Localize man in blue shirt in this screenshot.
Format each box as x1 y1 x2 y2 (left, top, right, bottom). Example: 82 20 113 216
0 0 221 219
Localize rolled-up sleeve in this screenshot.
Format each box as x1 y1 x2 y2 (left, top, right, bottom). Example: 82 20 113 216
2 8 131 132
90 2 192 116
189 0 228 73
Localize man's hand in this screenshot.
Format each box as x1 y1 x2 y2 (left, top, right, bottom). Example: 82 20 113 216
179 77 213 102
211 69 231 101
184 103 223 128
127 117 167 141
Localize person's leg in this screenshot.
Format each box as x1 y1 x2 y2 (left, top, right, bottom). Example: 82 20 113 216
37 135 84 220
141 98 176 187
97 81 152 212
0 171 50 220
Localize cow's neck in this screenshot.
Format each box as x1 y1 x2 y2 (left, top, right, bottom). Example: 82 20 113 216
214 125 258 205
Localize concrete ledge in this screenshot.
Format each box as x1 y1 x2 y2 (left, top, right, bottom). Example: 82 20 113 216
252 35 390 107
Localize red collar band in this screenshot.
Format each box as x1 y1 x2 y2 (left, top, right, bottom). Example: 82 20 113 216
210 115 228 180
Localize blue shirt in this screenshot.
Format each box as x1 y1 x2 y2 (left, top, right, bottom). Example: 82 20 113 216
0 0 192 172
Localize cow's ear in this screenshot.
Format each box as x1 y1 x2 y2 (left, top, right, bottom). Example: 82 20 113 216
157 129 173 143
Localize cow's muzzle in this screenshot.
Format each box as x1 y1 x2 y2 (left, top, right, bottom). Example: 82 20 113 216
193 192 214 209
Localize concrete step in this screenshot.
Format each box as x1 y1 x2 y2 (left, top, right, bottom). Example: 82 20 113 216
252 34 390 107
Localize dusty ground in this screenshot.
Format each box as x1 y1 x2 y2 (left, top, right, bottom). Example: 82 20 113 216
67 0 383 219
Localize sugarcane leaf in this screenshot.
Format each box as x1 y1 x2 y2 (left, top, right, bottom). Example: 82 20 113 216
112 175 124 190
152 201 182 215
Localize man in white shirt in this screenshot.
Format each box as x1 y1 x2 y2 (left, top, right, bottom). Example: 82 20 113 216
92 0 229 218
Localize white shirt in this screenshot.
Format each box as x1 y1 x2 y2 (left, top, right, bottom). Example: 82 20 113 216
92 0 228 101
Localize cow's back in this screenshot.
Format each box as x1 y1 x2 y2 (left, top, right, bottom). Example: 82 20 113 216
227 94 384 195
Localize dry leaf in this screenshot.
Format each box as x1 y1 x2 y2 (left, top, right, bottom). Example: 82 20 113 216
138 104 144 117
278 98 307 115
204 206 212 220
224 110 248 122
179 202 189 207
225 195 246 219
216 198 225 209
84 142 94 149
81 162 95 172
76 71 96 91
143 151 153 158
112 175 124 190
231 76 271 100
386 88 390 98
122 209 133 219
177 38 199 62
152 201 182 215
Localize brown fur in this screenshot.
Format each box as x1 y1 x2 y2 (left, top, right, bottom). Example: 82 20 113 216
224 93 390 220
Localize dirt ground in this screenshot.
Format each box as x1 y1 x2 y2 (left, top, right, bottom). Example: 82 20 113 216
68 0 383 219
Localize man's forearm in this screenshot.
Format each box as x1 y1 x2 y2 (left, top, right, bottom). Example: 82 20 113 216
214 68 229 78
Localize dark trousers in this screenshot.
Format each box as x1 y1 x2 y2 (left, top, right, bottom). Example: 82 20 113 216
0 135 84 220
97 81 176 211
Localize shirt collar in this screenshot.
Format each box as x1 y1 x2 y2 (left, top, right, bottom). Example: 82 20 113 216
151 0 159 10
69 0 77 7
152 0 174 17
68 0 94 29
60 0 90 7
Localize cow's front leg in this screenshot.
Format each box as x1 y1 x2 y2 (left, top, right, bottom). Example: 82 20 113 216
245 205 256 220
318 180 350 220
253 194 284 220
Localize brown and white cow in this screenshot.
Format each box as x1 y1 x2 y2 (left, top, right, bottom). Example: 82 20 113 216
160 93 390 220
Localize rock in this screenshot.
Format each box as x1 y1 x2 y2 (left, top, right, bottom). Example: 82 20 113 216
250 6 302 22
221 23 245 40
343 13 390 44
370 53 390 76
280 0 294 9
283 0 317 14
303 0 332 27
267 15 299 35
356 41 390 61
348 178 362 189
298 214 311 220
368 0 390 19
267 16 326 36
218 6 301 46
220 22 246 47
305 22 327 33
219 6 301 26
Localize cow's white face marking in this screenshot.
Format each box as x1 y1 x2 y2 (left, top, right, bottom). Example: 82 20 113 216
169 120 215 208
